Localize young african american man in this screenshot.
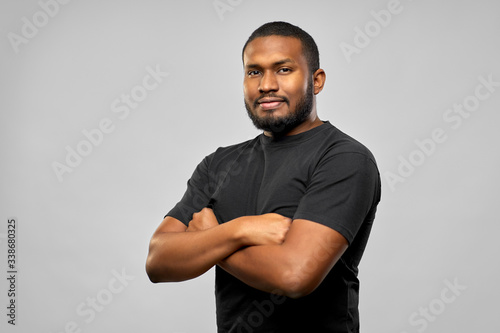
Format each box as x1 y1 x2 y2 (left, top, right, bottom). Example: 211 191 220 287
146 21 381 333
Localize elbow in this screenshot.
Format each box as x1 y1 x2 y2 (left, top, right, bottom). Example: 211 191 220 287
278 269 320 299
145 257 162 283
146 270 161 284
282 284 316 300
146 253 186 283
145 238 175 283
146 253 175 283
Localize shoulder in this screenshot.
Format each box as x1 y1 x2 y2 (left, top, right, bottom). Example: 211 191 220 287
316 122 378 168
215 136 258 152
203 135 262 168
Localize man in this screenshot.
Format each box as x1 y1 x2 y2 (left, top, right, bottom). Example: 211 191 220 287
146 21 381 332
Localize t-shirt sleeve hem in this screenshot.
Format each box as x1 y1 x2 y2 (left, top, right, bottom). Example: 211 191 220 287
293 211 355 245
163 212 190 227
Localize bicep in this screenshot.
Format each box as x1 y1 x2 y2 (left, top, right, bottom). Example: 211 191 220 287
166 153 215 225
281 219 348 293
294 153 380 244
153 216 187 236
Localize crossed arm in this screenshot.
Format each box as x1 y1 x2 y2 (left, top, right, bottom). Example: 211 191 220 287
146 208 348 298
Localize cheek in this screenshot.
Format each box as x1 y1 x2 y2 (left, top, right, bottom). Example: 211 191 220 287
243 82 256 101
282 80 308 105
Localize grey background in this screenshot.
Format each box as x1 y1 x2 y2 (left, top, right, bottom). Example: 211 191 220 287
1 0 499 332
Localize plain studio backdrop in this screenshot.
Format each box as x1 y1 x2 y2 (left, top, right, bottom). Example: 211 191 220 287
1 0 499 332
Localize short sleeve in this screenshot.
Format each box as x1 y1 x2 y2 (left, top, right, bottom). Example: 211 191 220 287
293 152 381 244
165 153 215 226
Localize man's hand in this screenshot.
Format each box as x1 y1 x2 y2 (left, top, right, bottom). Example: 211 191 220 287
187 207 219 232
239 213 292 246
187 208 291 247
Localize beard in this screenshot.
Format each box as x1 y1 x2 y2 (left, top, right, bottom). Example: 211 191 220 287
245 80 314 137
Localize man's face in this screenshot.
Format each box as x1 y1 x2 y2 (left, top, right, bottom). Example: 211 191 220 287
243 35 314 136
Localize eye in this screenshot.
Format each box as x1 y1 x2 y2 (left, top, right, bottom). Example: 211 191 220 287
247 70 261 76
278 68 292 74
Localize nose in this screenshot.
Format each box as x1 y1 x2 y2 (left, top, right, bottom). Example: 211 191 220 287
258 72 278 93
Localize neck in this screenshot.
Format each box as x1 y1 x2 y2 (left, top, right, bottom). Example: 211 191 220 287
264 109 323 138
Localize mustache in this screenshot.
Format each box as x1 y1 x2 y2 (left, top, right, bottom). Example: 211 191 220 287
253 94 290 108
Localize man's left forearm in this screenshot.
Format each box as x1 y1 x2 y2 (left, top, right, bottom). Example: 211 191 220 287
218 243 303 298
218 218 349 299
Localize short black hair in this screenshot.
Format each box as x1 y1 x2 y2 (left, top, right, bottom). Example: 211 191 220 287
242 21 320 74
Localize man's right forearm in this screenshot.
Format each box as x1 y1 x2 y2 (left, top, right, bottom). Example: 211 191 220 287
146 212 291 283
146 217 247 283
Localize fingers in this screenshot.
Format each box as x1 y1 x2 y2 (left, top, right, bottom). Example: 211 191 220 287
242 214 292 246
188 207 219 232
192 207 214 219
275 218 292 244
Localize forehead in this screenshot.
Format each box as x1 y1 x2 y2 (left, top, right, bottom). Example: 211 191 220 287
243 35 306 67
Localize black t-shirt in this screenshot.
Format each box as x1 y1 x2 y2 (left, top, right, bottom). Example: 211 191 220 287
167 121 381 332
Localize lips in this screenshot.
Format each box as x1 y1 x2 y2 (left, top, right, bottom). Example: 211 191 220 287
257 97 286 110
260 101 283 110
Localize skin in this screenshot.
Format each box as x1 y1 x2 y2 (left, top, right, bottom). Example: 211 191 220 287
146 35 349 298
243 35 325 137
146 210 291 282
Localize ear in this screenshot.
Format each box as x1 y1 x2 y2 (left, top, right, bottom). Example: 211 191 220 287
312 68 326 95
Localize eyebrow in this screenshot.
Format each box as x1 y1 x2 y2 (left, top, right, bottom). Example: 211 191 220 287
245 58 295 69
